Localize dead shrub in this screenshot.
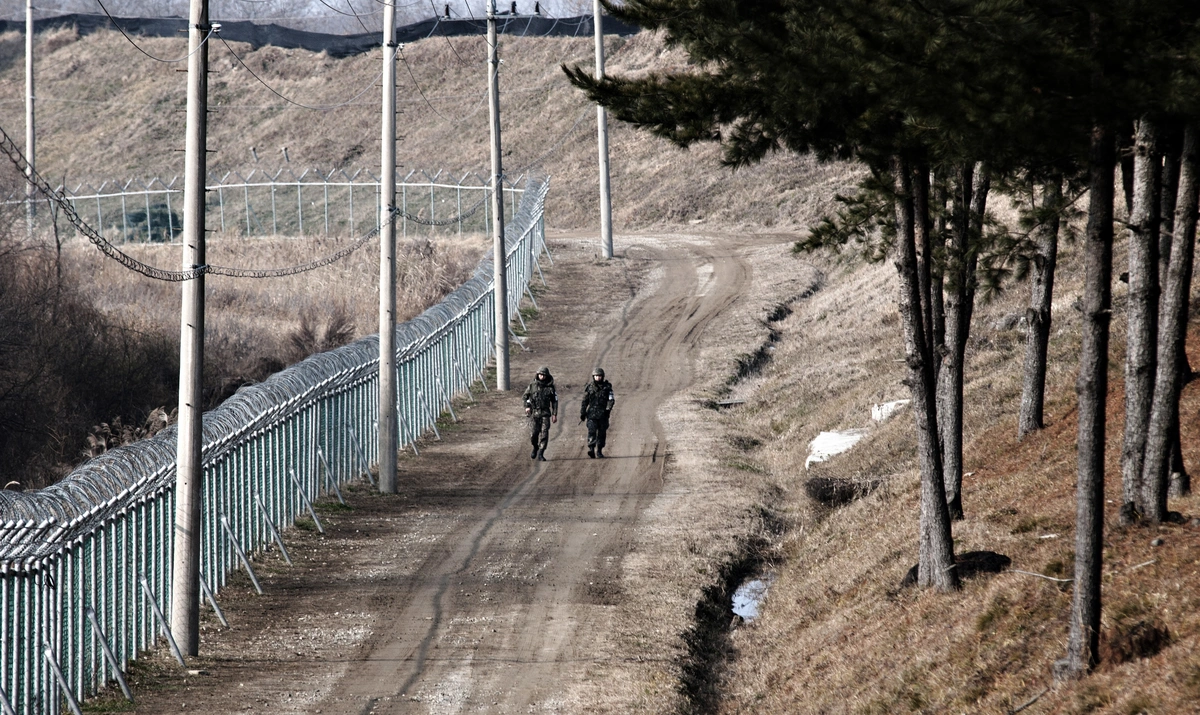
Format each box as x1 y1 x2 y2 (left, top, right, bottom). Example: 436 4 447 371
803 475 882 508
285 303 357 364
85 408 174 458
0 163 181 488
41 27 79 54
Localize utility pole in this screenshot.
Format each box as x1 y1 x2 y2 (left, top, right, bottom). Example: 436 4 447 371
25 0 35 238
593 0 613 259
378 0 399 493
171 0 209 657
488 0 509 390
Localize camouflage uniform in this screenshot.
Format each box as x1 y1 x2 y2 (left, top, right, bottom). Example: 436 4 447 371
580 367 615 458
522 366 558 461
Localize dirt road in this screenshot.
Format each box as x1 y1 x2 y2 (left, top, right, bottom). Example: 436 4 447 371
121 231 809 714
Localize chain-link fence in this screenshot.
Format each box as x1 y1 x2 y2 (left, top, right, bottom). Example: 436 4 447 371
4 169 527 243
0 176 550 715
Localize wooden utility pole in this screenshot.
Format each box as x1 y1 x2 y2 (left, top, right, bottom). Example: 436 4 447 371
593 0 613 259
25 0 34 238
378 0 399 493
171 0 209 657
488 0 509 390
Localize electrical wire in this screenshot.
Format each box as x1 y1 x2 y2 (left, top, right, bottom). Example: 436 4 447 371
426 0 475 66
397 45 449 120
95 0 215 64
0 122 398 281
313 0 382 21
331 0 373 33
508 104 589 173
218 36 391 111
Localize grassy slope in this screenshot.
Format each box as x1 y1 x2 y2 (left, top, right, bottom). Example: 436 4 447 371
716 236 1200 713
0 24 850 231
2 24 1199 715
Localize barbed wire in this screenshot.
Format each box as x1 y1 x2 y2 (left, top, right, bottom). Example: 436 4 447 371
397 191 487 225
0 122 402 282
0 126 202 281
207 209 395 277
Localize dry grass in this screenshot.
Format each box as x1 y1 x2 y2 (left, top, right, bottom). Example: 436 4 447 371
710 218 1200 712
0 25 857 481
65 230 487 403
0 27 855 233
3 21 1199 713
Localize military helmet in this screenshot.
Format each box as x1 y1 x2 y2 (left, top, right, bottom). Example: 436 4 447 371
537 366 551 377
592 367 605 378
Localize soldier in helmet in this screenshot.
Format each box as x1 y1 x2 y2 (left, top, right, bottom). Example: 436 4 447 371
579 367 615 458
522 366 558 461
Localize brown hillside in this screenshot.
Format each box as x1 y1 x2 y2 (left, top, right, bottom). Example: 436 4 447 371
0 25 854 231
711 235 1200 713
2 21 1199 715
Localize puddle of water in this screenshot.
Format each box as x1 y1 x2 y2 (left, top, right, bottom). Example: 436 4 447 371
731 575 774 621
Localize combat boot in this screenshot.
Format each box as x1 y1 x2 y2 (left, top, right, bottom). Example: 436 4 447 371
530 448 538 459
596 447 605 458
537 449 547 461
587 447 595 458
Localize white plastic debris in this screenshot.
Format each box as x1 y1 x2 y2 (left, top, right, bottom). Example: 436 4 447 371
871 399 911 422
805 429 869 469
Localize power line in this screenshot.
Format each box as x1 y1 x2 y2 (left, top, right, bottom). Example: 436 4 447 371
218 36 391 111
327 0 374 33
509 104 589 173
0 122 402 281
397 44 449 120
94 0 215 64
426 0 475 66
314 0 382 22
399 191 487 225
206 213 392 278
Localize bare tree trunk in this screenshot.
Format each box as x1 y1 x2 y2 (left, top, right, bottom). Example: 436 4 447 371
939 163 989 521
1168 409 1190 497
1119 117 1161 524
1157 130 1191 499
1018 177 1062 438
931 175 948 381
893 156 959 592
939 164 971 521
1059 123 1114 681
915 164 933 360
1120 129 1135 219
1142 122 1199 522
1159 133 1180 276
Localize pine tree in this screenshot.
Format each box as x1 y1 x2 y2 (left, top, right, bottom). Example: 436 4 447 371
1119 117 1161 524
1017 176 1065 439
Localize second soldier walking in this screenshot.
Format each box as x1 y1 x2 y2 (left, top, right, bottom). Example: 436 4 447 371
523 366 558 461
580 367 615 458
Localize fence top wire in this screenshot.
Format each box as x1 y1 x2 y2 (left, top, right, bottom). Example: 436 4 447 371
1 168 526 203
0 125 204 281
0 175 549 565
0 123 512 280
